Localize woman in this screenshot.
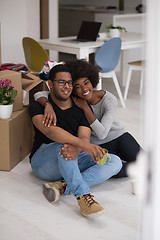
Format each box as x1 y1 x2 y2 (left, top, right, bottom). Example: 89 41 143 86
35 59 141 177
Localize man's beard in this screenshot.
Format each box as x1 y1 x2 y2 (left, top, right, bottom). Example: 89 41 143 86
54 92 69 102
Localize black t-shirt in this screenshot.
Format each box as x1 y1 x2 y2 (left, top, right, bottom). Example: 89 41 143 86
29 95 90 159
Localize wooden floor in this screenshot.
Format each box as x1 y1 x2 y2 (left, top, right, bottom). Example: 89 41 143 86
0 75 144 240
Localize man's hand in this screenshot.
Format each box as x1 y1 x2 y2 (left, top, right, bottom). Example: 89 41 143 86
43 102 57 127
60 144 81 160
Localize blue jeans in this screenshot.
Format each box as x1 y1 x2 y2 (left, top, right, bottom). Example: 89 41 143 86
31 142 122 198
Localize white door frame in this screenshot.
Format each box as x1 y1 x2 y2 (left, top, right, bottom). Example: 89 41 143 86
141 0 160 239
49 0 58 61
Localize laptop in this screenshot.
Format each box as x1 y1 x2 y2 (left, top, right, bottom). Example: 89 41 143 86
61 21 102 43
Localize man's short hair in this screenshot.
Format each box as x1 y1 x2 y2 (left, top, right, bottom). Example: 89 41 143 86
49 64 72 82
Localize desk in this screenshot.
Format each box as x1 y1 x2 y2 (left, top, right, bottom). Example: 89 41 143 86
39 32 145 85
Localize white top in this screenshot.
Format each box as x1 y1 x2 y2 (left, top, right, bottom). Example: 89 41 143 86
90 91 125 144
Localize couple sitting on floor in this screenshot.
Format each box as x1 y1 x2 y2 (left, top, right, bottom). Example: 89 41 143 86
29 59 141 218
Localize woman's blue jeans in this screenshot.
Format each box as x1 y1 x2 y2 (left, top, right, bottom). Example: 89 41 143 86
31 142 122 198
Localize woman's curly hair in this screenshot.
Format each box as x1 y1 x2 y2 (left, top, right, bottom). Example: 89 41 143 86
65 59 100 89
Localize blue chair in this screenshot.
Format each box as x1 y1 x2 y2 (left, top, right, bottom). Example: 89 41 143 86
95 37 125 108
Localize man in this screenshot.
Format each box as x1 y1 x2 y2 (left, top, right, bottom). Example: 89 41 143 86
29 63 122 218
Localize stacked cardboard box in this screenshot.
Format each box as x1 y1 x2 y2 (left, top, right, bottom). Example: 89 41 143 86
0 107 32 170
0 70 49 171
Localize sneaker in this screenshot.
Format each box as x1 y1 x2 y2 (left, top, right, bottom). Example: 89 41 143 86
43 181 66 202
77 194 105 218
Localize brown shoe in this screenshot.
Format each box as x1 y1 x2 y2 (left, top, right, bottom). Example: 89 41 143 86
43 181 66 202
77 194 105 218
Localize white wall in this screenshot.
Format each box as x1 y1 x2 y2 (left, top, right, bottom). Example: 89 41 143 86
0 0 142 64
0 0 40 64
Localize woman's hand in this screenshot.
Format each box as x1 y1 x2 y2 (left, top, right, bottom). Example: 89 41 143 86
79 142 106 164
72 96 88 110
43 102 57 127
60 144 81 160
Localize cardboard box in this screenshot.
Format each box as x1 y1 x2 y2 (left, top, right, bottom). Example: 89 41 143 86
0 107 32 171
0 70 23 112
22 72 49 105
0 71 49 112
21 72 49 143
0 72 49 171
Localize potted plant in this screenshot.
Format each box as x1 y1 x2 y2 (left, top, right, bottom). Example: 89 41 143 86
0 78 17 119
106 24 127 38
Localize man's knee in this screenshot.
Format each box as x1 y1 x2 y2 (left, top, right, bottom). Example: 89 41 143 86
54 143 63 154
109 154 122 174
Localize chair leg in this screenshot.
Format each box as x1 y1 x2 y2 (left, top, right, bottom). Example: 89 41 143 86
139 69 144 95
112 72 126 108
124 66 132 100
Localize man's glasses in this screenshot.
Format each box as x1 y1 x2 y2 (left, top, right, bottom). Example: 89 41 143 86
53 79 74 87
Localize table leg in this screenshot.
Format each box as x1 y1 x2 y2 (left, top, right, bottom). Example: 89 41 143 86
119 50 130 87
76 49 90 61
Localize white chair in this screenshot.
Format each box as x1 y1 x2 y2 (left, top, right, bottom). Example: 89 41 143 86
124 60 145 100
95 37 125 108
